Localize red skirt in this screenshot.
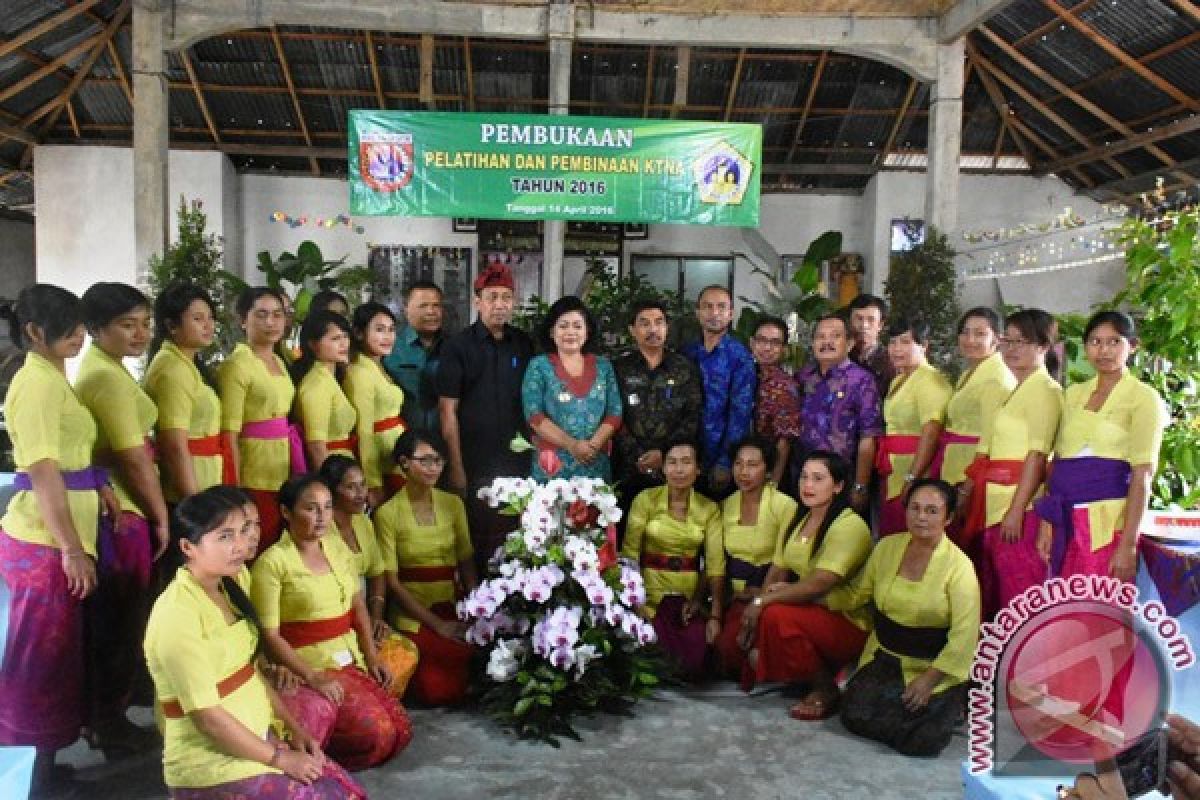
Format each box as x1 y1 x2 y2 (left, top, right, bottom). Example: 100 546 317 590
326 666 413 771
276 685 338 748
714 599 751 680
753 603 868 686
0 531 84 750
1058 507 1121 578
979 509 1049 619
400 607 471 707
169 735 365 799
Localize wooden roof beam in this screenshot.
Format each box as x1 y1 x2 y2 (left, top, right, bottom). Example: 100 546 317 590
0 0 104 60
723 48 746 122
977 25 1175 167
0 119 37 145
106 39 133 106
419 34 436 110
880 77 919 161
1041 0 1198 111
269 26 320 176
1039 113 1200 174
181 49 221 144
0 34 105 105
364 31 387 109
1044 29 1200 111
670 46 689 119
783 50 828 180
1011 0 1101 49
968 41 1128 177
641 45 656 118
21 1 130 168
940 0 1022 42
463 36 475 112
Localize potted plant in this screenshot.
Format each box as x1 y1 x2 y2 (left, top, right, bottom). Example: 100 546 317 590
884 223 961 374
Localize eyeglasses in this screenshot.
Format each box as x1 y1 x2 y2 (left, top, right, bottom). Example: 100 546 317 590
998 337 1033 349
410 455 445 467
752 335 785 348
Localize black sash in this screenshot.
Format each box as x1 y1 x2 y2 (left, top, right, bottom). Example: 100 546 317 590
872 607 949 660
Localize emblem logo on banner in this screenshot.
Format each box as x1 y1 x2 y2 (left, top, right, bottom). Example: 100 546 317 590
694 140 753 205
360 132 414 192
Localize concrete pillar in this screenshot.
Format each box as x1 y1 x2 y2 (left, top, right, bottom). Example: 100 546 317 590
542 0 574 301
132 0 169 282
924 38 964 235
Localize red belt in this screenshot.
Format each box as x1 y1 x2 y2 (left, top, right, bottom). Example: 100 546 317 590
642 552 698 572
962 455 1025 547
373 415 406 434
161 662 256 719
187 434 236 485
278 610 355 649
326 434 359 453
396 565 456 582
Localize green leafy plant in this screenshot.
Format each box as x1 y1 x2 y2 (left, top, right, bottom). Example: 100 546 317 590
1114 208 1200 509
237 240 374 322
513 259 689 354
734 230 840 367
885 223 961 374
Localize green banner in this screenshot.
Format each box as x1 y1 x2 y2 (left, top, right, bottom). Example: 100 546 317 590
348 110 761 226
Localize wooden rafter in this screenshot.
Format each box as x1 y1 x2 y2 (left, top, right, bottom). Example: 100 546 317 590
968 46 1087 184
419 34 435 110
463 36 475 111
991 118 1011 167
968 42 1129 177
784 49 828 175
21 1 130 169
1040 113 1200 174
0 0 104 60
641 46 656 117
0 119 37 145
1012 0 1102 49
106 39 133 107
0 34 104 105
364 31 387 109
880 77 918 159
723 48 746 121
181 49 221 144
64 98 80 138
269 26 320 176
1165 0 1200 25
976 26 1175 167
1041 0 1198 111
670 46 690 119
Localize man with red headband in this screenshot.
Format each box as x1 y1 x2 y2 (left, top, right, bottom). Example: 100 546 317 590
436 260 534 570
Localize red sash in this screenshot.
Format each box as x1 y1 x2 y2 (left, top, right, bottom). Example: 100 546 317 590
326 434 359 454
160 662 256 719
188 433 237 485
962 456 1024 547
373 415 406 435
642 552 698 572
934 430 980 480
396 565 456 583
278 610 355 650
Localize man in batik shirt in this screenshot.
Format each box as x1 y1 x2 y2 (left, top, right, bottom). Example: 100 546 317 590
848 293 895 398
683 285 756 499
613 299 703 532
750 315 802 490
795 313 882 513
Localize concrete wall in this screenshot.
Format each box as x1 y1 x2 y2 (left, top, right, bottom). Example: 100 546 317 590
34 146 235 296
34 145 1122 318
0 214 35 303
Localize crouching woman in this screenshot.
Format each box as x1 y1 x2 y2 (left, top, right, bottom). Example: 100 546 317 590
828 478 980 757
144 487 364 799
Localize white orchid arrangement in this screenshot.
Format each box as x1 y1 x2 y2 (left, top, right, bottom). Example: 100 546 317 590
458 471 662 742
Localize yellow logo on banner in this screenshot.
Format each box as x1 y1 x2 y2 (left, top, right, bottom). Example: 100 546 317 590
694 141 753 205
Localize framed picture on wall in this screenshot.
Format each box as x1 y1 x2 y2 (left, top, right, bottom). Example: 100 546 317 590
452 218 478 233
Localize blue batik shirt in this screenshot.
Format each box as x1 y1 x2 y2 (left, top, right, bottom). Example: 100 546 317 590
683 332 757 471
382 324 443 434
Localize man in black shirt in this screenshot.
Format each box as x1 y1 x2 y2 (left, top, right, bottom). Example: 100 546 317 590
437 260 534 569
612 299 703 535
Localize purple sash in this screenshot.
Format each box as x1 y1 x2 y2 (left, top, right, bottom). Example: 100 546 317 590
1140 537 1200 618
1034 456 1130 575
726 555 770 589
12 465 108 492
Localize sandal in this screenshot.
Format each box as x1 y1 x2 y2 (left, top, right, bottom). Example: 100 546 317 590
788 689 840 721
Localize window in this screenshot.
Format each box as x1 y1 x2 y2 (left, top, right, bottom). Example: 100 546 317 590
630 255 734 302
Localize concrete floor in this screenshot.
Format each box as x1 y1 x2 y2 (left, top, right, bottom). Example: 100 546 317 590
55 685 967 800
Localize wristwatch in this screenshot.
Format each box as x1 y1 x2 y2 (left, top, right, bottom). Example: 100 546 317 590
852 482 866 493
752 596 764 607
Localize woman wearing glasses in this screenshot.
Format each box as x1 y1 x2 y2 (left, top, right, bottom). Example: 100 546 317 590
1035 311 1166 582
374 430 478 706
962 309 1063 617
749 316 802 489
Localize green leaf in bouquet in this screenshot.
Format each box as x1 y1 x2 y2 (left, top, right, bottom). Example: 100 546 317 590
509 433 535 453
514 696 534 716
537 694 553 706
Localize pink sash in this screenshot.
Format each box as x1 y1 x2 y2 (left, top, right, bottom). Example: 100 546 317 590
933 430 980 480
240 417 308 475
